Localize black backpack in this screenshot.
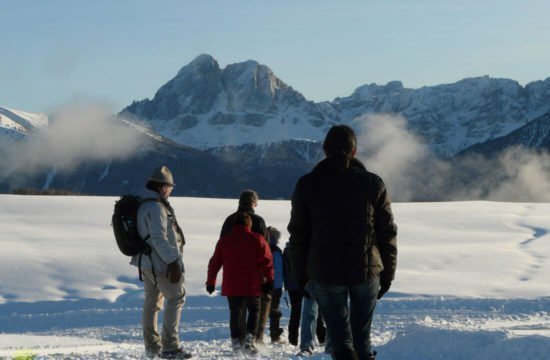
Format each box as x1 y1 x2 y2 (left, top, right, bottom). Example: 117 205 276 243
112 195 153 256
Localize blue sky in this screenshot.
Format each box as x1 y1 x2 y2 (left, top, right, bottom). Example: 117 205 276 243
1 0 549 113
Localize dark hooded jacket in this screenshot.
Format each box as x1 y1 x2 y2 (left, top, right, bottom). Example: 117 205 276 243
287 157 397 285
220 205 270 243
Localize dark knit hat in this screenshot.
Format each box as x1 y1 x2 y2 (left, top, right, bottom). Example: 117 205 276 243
146 166 175 191
239 189 259 206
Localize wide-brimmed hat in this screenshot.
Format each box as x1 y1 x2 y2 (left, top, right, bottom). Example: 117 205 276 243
145 166 175 191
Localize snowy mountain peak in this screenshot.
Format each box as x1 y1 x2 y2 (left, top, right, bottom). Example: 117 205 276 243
123 55 224 120
121 55 330 149
223 60 281 92
121 56 550 154
0 106 48 140
176 53 221 77
448 76 522 96
188 53 217 66
334 76 550 156
350 80 407 99
222 60 292 111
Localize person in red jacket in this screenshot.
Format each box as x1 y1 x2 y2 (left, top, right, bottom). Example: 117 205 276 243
206 212 274 354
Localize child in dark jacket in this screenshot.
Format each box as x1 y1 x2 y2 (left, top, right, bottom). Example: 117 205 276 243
206 212 274 354
267 226 285 343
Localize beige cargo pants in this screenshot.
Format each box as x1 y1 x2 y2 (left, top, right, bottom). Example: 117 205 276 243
141 269 186 353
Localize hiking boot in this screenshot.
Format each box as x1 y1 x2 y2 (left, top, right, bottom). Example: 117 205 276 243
160 347 193 359
255 333 264 345
231 338 242 353
146 349 161 359
296 349 314 357
270 328 286 344
288 330 298 346
271 336 287 344
244 333 258 354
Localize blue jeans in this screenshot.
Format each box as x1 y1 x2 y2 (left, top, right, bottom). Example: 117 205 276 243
300 283 331 353
310 278 380 360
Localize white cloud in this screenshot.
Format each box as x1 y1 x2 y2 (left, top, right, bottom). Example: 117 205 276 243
0 100 144 178
353 113 550 202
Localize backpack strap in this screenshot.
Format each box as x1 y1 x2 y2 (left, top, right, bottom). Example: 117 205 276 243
159 198 186 245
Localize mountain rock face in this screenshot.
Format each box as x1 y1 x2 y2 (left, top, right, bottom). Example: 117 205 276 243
205 139 324 198
122 55 550 158
121 54 334 149
458 112 550 156
3 55 550 200
334 77 550 156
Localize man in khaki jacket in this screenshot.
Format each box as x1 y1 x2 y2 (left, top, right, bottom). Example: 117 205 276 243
132 166 192 359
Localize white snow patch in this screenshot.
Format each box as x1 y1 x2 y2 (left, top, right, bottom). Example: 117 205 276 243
1 196 550 359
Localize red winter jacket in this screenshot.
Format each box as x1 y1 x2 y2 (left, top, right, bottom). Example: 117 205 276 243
207 225 274 296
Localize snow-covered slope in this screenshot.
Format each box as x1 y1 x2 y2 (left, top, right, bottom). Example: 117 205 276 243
1 196 550 359
459 112 550 156
0 106 48 140
2 196 549 302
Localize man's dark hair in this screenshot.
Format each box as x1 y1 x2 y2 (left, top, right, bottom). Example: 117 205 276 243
239 189 259 207
234 211 252 227
323 125 357 160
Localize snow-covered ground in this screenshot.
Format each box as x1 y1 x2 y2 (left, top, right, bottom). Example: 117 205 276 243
1 195 550 359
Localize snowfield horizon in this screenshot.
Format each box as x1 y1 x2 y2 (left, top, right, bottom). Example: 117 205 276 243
1 195 550 359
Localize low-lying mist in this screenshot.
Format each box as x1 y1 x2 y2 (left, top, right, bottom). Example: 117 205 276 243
355 114 550 202
1 106 548 202
0 100 144 182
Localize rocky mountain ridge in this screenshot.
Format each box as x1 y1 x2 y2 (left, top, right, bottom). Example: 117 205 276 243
121 54 332 150
2 54 549 199
459 112 550 156
122 54 550 157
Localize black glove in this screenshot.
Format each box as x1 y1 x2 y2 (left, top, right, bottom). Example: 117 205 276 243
166 261 182 284
206 284 215 294
377 281 391 299
262 281 274 295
